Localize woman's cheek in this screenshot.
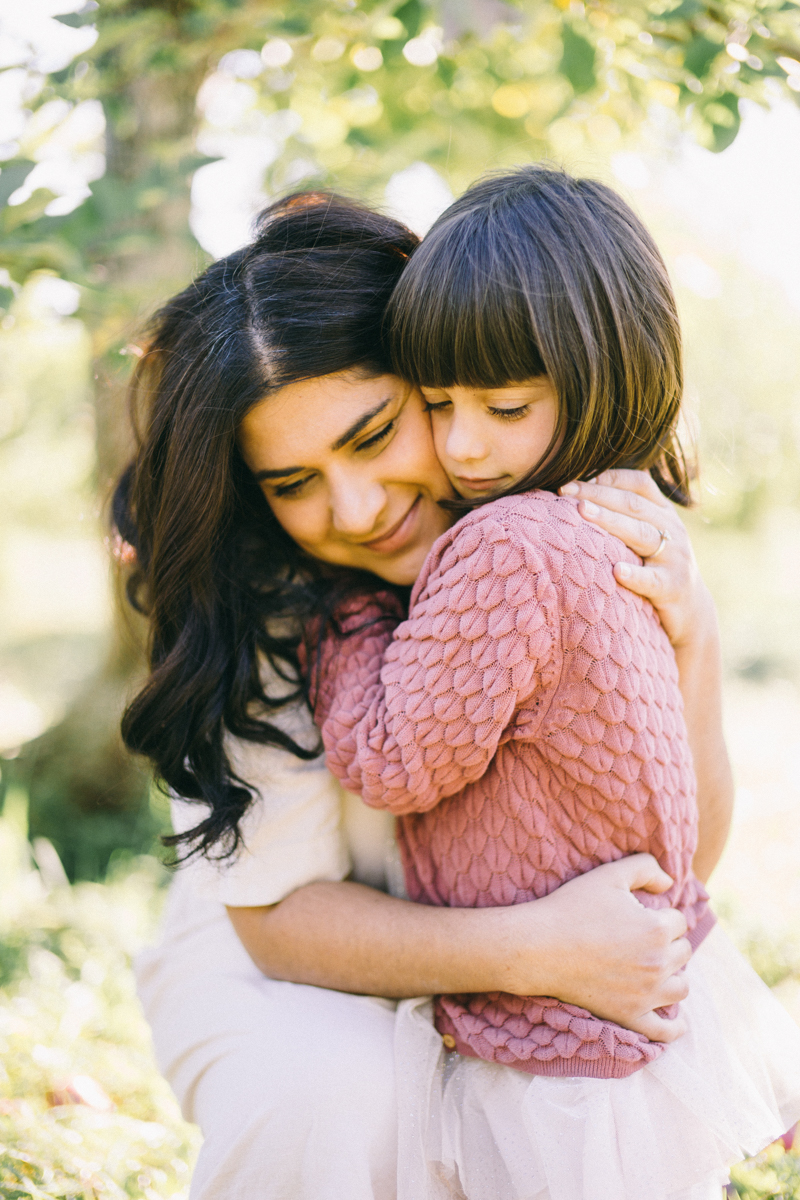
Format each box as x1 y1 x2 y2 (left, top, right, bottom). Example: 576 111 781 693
398 405 451 491
267 495 319 550
428 413 451 471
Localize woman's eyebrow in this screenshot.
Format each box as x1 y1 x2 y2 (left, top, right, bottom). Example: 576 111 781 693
253 396 395 481
254 464 303 480
330 396 393 451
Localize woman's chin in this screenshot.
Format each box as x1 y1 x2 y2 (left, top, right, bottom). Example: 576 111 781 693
364 550 427 586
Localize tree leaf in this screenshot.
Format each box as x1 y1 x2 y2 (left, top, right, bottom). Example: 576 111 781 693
684 34 723 79
559 24 596 95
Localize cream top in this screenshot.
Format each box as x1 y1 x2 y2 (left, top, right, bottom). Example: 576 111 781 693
170 678 402 906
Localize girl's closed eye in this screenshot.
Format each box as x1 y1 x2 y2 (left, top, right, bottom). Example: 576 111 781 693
488 404 530 421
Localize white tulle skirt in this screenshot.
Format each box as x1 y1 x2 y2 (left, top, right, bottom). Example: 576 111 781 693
394 925 800 1200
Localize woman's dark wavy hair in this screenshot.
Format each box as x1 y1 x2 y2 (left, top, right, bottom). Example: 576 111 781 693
387 164 691 506
114 192 418 860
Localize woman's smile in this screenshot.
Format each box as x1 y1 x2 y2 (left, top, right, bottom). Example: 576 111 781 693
238 371 453 585
361 494 423 553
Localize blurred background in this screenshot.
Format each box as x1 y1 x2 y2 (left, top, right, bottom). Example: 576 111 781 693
1 0 800 1196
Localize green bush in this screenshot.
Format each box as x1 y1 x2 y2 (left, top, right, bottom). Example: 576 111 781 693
0 820 199 1198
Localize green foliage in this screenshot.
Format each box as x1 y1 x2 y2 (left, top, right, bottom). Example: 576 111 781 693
560 23 597 94
0 825 199 1197
1 0 799 299
730 1143 800 1198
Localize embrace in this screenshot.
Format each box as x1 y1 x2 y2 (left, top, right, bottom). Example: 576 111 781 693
118 167 800 1200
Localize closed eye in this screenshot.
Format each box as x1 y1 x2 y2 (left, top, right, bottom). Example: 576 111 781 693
488 405 531 421
422 399 451 413
357 419 396 451
273 475 313 498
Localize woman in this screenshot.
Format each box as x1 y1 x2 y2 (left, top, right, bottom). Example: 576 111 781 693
126 193 732 1199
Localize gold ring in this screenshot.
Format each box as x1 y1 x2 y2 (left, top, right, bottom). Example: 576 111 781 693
646 529 671 561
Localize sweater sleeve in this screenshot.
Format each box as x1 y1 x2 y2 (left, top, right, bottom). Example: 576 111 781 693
314 515 561 815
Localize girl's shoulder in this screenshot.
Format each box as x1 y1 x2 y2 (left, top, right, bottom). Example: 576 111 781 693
416 490 635 605
451 489 622 558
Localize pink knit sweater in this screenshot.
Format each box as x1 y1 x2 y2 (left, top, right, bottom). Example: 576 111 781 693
312 491 714 1080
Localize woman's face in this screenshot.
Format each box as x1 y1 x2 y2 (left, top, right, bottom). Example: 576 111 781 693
239 370 453 585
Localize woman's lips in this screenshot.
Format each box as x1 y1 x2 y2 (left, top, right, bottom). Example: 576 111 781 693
361 496 421 555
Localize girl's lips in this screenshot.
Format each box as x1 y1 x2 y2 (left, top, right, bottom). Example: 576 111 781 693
455 475 509 494
362 495 421 555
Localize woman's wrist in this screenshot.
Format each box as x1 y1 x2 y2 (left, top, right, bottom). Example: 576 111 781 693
668 574 717 654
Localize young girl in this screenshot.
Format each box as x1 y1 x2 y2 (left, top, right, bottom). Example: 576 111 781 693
308 168 800 1199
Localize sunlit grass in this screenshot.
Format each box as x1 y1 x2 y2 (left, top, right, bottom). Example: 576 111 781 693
0 818 199 1199
2 806 800 1197
730 1140 800 1199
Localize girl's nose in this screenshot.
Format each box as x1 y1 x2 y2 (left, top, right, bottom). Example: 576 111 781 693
330 476 387 537
445 416 489 465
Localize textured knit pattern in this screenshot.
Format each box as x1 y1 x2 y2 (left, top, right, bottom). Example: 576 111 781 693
313 491 713 1079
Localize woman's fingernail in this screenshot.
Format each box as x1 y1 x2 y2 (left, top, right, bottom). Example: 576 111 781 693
616 562 632 579
560 482 579 495
582 500 599 516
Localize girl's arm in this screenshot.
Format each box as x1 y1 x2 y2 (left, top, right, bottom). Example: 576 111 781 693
561 470 734 881
312 517 556 814
228 851 692 1044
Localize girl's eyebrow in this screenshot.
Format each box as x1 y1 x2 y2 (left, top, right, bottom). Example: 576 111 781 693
253 396 394 481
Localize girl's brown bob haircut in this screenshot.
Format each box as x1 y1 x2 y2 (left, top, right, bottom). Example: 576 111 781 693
387 165 691 504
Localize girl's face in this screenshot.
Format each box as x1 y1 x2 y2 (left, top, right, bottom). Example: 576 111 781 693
421 377 560 500
239 370 453 585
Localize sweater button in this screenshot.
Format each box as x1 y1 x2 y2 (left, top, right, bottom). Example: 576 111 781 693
442 1034 456 1050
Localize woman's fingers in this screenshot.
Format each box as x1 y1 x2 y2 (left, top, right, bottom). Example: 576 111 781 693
608 851 674 896
661 961 691 1002
594 468 672 503
580 499 669 559
632 1006 688 1044
560 470 701 646
561 470 672 518
561 479 683 558
613 560 671 601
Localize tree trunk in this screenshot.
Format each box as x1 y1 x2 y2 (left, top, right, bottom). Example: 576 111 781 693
20 58 207 880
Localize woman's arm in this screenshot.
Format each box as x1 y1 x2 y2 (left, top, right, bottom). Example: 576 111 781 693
561 470 734 881
228 851 691 1043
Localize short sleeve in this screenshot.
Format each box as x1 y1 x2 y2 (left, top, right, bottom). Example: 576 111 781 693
172 683 352 907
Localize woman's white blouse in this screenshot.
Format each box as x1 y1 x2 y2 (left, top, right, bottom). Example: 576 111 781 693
169 688 403 906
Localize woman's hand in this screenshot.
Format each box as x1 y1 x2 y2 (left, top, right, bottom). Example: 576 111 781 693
231 854 691 1042
561 468 734 882
501 854 691 1043
560 469 709 649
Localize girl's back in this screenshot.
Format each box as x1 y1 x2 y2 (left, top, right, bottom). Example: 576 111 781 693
316 487 712 1078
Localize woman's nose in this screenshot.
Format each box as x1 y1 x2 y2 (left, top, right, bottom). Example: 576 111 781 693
330 477 387 537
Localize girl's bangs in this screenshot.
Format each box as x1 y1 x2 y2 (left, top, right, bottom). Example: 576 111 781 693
389 223 547 389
